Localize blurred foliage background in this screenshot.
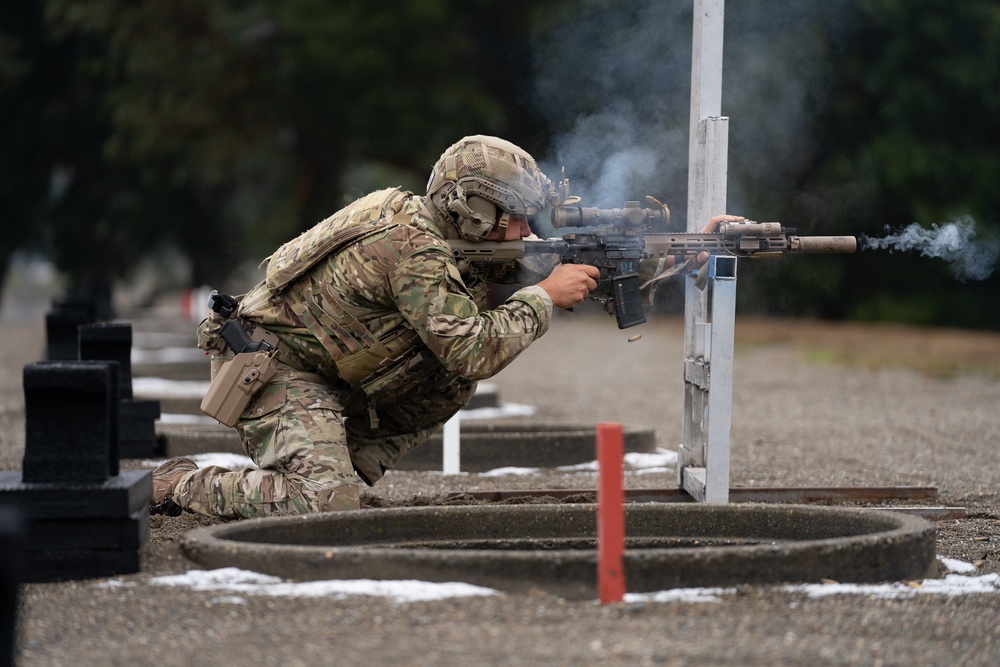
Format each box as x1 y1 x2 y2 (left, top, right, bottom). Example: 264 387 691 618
1 0 998 328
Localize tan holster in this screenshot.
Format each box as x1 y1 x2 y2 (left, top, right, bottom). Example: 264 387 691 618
200 350 278 427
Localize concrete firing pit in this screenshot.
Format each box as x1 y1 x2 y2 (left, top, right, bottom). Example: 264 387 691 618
181 503 937 600
156 420 657 471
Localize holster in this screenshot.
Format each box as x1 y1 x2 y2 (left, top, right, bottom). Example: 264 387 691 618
200 349 278 427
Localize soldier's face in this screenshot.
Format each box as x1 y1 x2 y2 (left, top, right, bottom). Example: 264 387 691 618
484 214 532 241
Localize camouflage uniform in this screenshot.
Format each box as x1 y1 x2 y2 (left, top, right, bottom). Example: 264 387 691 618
174 187 552 519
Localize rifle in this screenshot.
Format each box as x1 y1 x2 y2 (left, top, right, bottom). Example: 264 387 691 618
451 198 857 329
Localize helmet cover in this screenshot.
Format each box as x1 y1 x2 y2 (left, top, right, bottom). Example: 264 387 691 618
427 135 555 241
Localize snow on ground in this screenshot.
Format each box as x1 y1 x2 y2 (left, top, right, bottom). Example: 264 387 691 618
98 556 998 605
133 377 210 398
136 447 999 604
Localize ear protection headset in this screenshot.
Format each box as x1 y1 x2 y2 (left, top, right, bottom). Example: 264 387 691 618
443 184 505 241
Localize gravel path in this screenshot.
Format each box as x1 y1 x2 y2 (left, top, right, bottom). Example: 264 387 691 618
3 312 999 666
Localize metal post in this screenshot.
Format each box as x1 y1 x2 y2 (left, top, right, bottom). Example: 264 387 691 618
681 256 736 502
596 423 626 603
443 413 460 474
679 0 731 500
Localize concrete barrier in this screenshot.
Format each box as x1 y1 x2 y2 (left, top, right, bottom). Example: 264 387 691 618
156 420 657 471
182 503 937 600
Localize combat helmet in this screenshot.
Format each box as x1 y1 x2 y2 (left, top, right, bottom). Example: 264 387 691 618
427 135 559 242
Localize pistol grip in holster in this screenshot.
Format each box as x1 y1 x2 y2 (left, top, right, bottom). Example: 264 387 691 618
219 319 272 354
200 350 278 427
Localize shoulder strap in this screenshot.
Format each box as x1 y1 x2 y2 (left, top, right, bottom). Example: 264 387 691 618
263 188 410 294
268 199 424 391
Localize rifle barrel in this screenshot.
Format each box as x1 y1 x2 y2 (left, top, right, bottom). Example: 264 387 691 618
791 236 857 253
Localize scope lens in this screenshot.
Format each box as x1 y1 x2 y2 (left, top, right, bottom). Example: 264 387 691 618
551 207 582 228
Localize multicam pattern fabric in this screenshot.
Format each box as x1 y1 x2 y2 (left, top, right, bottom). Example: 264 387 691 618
178 189 553 518
173 373 361 519
240 193 551 389
426 135 554 215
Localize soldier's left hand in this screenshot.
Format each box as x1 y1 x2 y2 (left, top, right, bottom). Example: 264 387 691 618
679 214 746 270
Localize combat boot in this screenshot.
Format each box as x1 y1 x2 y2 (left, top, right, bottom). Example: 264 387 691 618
149 458 198 516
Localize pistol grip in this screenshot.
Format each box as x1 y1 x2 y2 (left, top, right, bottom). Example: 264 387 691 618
611 273 646 329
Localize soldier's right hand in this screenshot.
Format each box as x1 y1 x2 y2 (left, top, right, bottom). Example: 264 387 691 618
537 263 600 309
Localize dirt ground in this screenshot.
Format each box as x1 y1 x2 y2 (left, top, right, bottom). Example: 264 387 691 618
2 311 999 666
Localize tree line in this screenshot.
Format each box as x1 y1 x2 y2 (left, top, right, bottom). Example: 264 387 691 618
1 0 997 328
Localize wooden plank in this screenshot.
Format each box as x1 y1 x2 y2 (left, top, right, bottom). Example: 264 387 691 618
447 486 940 504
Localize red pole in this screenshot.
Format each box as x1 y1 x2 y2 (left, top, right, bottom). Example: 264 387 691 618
596 422 626 603
180 289 192 320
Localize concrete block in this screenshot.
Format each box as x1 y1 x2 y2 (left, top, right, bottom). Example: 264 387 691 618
0 507 24 665
79 323 134 398
0 471 150 582
21 547 142 583
119 399 161 459
44 305 93 361
25 511 149 551
398 422 657 471
465 383 499 409
79 322 162 458
155 420 657 472
22 361 119 483
0 471 151 519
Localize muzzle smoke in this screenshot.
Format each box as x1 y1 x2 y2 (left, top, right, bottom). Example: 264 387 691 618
527 0 854 238
860 216 999 282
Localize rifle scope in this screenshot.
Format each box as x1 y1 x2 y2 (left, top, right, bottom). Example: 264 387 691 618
551 201 669 229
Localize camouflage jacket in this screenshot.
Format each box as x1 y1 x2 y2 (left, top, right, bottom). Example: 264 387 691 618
236 188 552 400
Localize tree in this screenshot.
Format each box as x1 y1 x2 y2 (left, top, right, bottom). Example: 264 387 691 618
734 0 1000 328
0 3 58 298
1 0 554 303
816 0 1000 328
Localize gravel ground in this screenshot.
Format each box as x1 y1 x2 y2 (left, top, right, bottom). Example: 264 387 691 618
2 311 1000 666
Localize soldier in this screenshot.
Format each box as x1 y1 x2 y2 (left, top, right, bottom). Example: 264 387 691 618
150 135 719 519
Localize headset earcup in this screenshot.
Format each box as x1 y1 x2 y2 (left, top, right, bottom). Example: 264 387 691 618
456 196 498 240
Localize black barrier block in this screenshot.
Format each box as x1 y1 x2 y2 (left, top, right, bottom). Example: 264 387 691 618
0 506 24 667
0 470 150 519
52 283 114 324
119 398 161 459
0 471 150 582
79 323 134 399
26 510 149 551
21 547 142 583
22 361 120 483
44 305 93 361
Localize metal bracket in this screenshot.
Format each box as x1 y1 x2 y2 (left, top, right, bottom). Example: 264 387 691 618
679 254 737 503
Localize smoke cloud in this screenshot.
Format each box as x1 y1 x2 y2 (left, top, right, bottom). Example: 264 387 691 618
860 217 1000 282
527 0 853 237
529 1 692 229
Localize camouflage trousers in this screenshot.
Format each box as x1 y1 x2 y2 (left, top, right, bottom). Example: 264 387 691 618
173 372 361 519
171 367 476 519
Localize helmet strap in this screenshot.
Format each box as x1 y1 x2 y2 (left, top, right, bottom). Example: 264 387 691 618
496 211 510 237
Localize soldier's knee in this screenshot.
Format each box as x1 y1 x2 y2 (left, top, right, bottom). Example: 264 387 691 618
311 483 361 513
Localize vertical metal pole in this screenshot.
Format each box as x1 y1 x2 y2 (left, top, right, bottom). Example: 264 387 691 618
443 413 460 474
704 256 736 502
596 423 626 603
679 256 736 502
679 0 730 499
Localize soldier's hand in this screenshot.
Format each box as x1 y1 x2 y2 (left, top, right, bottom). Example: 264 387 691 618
684 214 746 270
538 263 600 309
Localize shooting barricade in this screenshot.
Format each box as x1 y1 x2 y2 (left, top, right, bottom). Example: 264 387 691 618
0 361 150 582
79 323 161 459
